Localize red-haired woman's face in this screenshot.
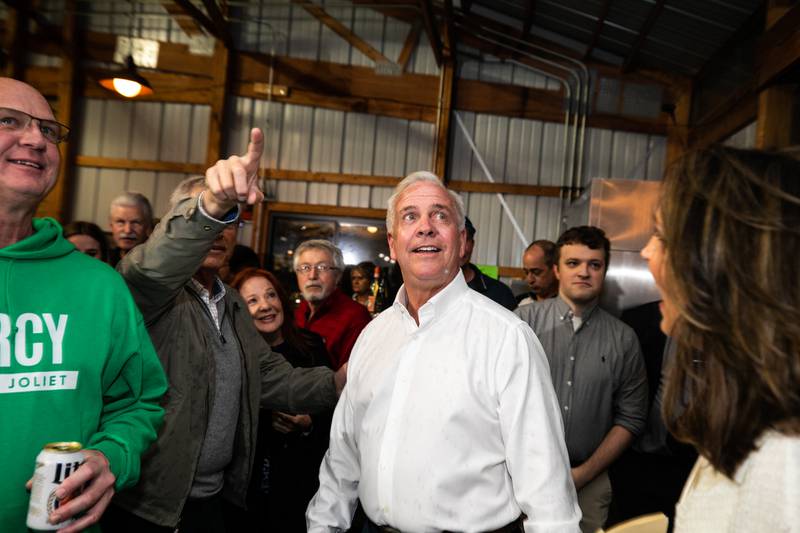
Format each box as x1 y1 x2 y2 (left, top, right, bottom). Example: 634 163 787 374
641 212 677 335
239 275 284 339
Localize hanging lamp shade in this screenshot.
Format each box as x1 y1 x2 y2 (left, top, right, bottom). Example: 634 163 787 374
99 55 153 98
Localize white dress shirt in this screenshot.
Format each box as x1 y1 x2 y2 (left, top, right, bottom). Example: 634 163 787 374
307 271 580 533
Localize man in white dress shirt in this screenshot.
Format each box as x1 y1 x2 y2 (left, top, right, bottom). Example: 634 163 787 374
306 171 580 533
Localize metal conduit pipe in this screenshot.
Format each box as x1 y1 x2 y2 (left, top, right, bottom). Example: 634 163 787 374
504 59 573 233
458 54 574 233
506 59 574 192
473 24 590 197
459 30 582 200
473 58 573 198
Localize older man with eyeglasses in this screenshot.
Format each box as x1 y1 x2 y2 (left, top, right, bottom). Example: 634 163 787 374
294 239 372 370
0 78 167 532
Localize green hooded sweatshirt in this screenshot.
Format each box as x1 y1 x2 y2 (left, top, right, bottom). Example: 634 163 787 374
0 218 167 531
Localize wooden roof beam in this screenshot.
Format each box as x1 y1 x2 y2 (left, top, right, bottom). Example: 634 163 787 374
397 21 422 72
419 0 444 66
522 0 536 36
622 0 666 73
201 0 231 44
172 0 230 45
293 0 389 64
160 2 205 37
756 0 800 88
583 0 612 61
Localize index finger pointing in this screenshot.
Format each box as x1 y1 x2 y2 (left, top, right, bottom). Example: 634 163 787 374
245 127 264 162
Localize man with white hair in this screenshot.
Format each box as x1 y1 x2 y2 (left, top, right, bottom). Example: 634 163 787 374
108 191 153 265
306 171 580 532
294 239 371 370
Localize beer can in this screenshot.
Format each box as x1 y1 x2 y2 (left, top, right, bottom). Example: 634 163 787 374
26 442 85 531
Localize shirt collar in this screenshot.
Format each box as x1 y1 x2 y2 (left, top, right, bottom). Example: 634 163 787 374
394 270 470 327
554 294 600 326
189 276 226 304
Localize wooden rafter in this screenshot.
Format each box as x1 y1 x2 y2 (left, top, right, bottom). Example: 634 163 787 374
419 0 443 66
522 0 537 36
172 0 230 44
397 21 422 72
622 0 666 73
442 0 456 59
292 0 389 64
583 0 612 60
160 2 205 37
756 0 800 88
19 23 667 134
201 0 230 42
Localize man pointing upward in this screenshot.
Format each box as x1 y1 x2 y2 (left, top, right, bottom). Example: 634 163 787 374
105 128 346 533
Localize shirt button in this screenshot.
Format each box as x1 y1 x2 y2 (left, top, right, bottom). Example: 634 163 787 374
203 225 212 231
570 356 575 361
564 405 569 411
567 380 572 386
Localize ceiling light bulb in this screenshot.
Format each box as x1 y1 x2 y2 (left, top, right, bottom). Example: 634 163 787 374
367 226 378 234
113 78 144 98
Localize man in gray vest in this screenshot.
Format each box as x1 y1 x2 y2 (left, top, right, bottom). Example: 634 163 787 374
104 128 346 533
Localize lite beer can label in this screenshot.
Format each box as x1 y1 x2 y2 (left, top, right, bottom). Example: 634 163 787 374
26 442 85 531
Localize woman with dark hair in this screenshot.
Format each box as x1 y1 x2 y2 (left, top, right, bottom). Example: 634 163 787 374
63 221 110 263
230 268 332 532
350 261 376 308
641 146 800 531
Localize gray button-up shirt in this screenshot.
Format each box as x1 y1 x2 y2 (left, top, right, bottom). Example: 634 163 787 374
516 296 648 464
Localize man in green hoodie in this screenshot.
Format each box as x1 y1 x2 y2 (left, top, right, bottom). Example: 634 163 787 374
0 78 167 532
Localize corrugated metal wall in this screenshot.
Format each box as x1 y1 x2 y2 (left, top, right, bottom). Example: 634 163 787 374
449 111 665 270
72 99 209 224
63 0 666 271
723 121 757 149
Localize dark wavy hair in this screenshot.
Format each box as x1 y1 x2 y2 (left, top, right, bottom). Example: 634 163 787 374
660 146 800 478
230 267 316 361
63 221 110 263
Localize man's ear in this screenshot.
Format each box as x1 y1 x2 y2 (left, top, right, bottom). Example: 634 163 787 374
387 232 397 261
553 263 562 281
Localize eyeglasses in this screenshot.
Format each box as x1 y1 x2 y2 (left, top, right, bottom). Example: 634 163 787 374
295 263 339 275
0 107 70 144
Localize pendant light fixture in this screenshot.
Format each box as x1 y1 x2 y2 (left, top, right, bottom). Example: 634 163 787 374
98 1 153 98
99 55 153 98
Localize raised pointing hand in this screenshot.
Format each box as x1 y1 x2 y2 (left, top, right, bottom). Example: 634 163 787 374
203 127 265 218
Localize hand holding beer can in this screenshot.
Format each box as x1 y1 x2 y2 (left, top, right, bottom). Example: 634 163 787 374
27 442 85 531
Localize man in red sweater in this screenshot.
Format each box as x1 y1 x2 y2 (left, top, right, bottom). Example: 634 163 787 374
294 239 371 369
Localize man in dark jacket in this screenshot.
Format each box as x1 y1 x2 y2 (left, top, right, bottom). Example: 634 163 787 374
104 128 346 533
460 217 517 310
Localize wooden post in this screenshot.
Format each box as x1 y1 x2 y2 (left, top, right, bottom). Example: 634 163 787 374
433 60 454 180
756 0 799 150
206 40 231 166
37 0 78 221
434 0 455 181
665 81 691 167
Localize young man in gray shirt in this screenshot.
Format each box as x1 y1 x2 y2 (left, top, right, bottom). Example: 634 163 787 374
516 226 648 533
